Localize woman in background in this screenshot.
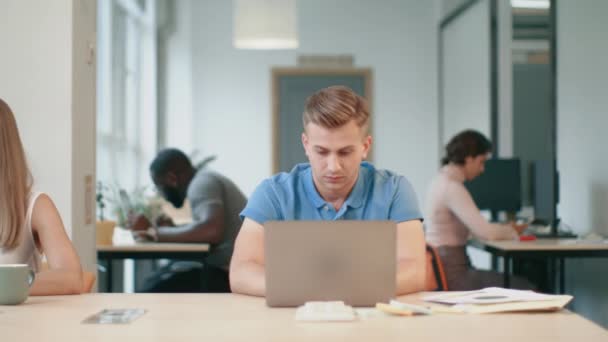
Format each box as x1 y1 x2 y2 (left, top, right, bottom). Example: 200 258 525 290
0 98 82 295
425 130 531 290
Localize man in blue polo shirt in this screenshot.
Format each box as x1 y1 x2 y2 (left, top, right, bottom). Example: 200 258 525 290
230 86 426 297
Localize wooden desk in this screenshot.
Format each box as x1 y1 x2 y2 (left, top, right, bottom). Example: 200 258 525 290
97 243 210 292
469 238 608 292
2 293 606 341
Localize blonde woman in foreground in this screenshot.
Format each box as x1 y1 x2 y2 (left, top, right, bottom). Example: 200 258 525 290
0 98 82 295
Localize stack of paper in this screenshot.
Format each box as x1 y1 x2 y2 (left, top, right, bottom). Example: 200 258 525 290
423 287 573 314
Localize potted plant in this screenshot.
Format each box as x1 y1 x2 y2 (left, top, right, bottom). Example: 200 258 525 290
106 184 164 230
95 181 116 246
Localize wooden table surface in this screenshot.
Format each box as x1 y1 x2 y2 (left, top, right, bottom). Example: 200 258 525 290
1 292 606 341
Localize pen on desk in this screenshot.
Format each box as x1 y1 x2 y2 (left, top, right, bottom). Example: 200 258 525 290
389 300 433 315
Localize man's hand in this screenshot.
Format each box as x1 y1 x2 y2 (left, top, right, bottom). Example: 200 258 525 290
132 227 158 242
155 214 175 227
511 222 529 235
126 213 152 231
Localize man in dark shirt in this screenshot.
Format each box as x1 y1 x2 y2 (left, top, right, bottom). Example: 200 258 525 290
129 148 247 292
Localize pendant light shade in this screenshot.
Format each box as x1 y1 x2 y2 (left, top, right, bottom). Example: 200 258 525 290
233 0 299 49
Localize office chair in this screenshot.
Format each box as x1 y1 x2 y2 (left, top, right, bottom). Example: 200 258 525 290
425 244 448 291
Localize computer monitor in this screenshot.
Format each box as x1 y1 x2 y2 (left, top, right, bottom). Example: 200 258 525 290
464 158 522 221
532 160 560 229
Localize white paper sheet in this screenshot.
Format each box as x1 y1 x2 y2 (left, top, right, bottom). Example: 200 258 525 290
423 287 558 305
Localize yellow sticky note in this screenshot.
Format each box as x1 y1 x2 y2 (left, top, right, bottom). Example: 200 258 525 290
375 303 414 316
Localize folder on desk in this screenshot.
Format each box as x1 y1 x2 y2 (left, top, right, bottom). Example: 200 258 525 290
423 288 573 314
453 296 573 314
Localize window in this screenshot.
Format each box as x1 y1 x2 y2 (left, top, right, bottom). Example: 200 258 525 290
97 0 157 194
96 0 157 293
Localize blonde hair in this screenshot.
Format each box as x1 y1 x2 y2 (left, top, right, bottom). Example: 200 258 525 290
302 86 369 133
0 99 32 249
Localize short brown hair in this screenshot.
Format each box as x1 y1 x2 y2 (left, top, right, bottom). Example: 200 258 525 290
302 86 369 133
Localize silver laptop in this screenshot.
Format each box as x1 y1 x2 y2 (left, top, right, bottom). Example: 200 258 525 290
264 220 396 307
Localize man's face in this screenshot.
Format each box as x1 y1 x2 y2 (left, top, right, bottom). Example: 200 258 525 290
152 172 186 208
302 120 371 198
464 153 489 181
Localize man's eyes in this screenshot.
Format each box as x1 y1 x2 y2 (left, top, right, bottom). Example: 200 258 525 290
314 150 352 156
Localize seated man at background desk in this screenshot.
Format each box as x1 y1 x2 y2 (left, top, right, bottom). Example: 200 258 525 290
129 148 247 292
230 85 426 297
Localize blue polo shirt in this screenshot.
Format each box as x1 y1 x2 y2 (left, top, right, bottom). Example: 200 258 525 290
241 162 422 223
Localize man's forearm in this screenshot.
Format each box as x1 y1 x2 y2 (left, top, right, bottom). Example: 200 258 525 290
229 261 266 297
156 221 222 243
396 259 426 295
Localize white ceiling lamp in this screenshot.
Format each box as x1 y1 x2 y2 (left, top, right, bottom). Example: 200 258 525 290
511 0 550 9
233 0 299 50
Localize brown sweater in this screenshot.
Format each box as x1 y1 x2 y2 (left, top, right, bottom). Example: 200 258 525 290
424 164 517 247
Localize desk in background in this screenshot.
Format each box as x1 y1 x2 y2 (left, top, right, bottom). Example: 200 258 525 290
97 243 210 292
469 238 608 292
3 293 606 341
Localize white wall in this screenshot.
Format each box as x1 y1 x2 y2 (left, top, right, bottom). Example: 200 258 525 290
186 0 438 202
557 0 608 328
441 0 491 145
0 0 97 273
439 0 513 157
1 1 72 228
439 0 473 19
159 0 194 152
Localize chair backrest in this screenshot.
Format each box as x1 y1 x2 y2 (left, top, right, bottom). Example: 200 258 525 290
425 244 448 291
82 271 97 293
